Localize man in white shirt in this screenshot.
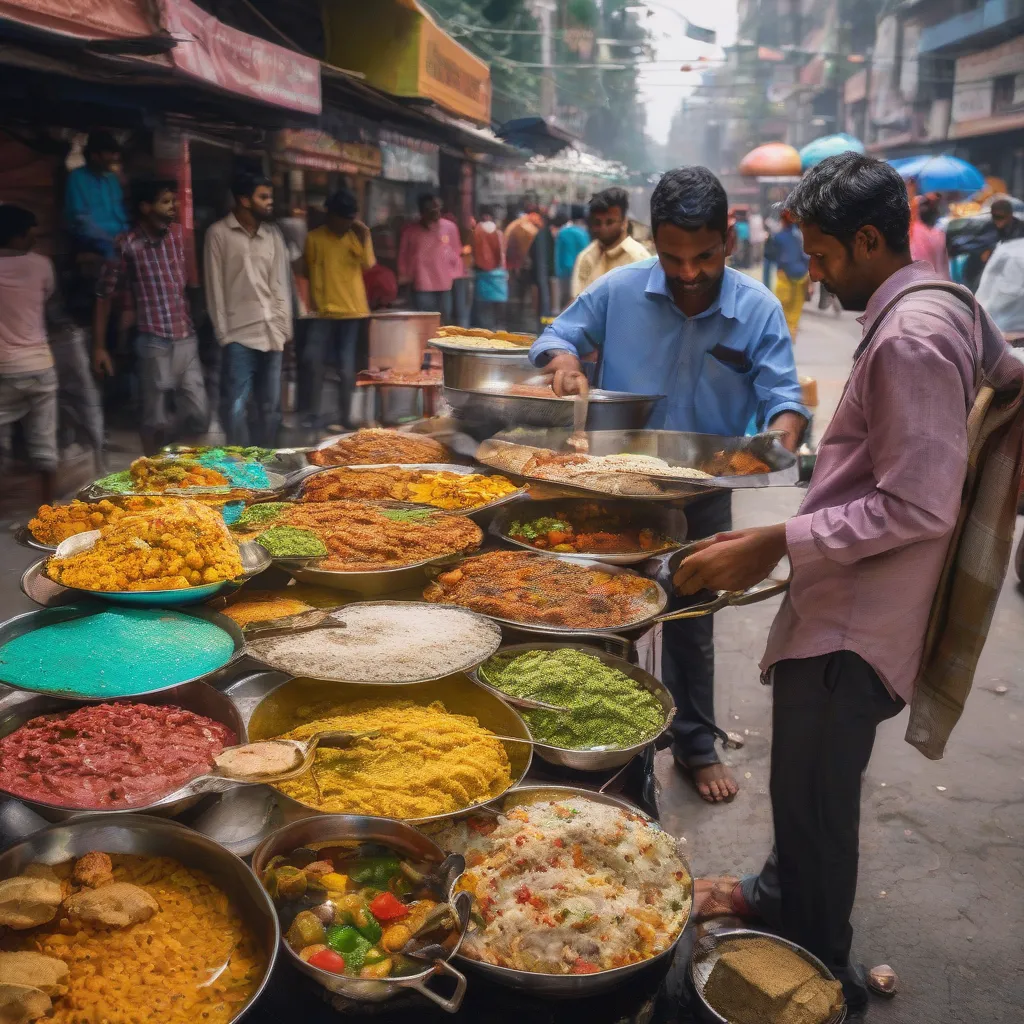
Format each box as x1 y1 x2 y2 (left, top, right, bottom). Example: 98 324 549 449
570 187 650 298
204 172 291 446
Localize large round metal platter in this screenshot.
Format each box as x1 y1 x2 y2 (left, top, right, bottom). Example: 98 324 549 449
245 600 503 684
471 642 676 771
78 468 290 503
13 523 55 553
0 681 246 821
428 337 533 356
291 461 528 518
0 602 246 700
226 671 533 826
33 533 271 608
689 928 847 1024
489 496 688 566
423 552 669 638
431 785 692 998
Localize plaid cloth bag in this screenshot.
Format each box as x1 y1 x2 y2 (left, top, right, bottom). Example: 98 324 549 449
891 283 1024 759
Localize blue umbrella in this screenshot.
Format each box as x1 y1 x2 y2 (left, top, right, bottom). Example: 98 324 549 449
887 154 985 194
799 133 865 170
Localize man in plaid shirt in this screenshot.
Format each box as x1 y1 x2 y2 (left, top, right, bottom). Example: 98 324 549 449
93 178 208 453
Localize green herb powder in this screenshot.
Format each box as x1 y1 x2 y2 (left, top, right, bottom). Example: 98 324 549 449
480 648 665 750
235 502 291 528
256 526 327 557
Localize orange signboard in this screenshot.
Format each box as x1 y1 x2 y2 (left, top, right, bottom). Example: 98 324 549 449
0 0 153 38
418 16 491 124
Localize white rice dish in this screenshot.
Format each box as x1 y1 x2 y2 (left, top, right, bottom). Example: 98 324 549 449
437 796 691 975
245 602 501 682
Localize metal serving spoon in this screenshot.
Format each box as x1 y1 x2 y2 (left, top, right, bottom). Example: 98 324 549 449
156 730 377 802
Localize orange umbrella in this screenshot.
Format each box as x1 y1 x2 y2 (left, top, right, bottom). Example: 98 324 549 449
738 142 802 177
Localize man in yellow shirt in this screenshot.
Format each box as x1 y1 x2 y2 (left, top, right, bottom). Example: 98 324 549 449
570 187 650 299
302 189 375 430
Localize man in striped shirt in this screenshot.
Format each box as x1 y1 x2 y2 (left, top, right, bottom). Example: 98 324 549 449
94 178 208 453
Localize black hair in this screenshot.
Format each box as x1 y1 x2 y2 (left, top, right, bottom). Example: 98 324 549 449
231 171 272 202
552 206 569 228
478 204 495 219
589 187 629 217
325 189 358 218
131 178 177 214
570 203 586 221
784 153 910 253
85 130 120 158
418 193 439 211
918 195 940 228
650 166 728 237
0 204 37 247
991 198 1014 218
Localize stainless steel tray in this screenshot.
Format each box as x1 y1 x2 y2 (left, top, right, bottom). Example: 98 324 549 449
434 785 692 998
0 601 247 700
79 467 290 502
472 642 675 771
428 338 533 357
488 496 688 566
480 428 799 494
223 671 533 826
689 928 846 1024
0 681 246 821
293 461 528 518
13 524 55 553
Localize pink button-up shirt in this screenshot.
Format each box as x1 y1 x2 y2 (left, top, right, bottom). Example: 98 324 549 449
397 219 460 293
762 262 1019 702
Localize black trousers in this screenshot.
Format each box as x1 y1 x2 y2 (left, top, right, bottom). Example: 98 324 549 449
659 490 733 765
742 651 905 1009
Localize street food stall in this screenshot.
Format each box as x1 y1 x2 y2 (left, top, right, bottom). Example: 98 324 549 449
1 334 843 1024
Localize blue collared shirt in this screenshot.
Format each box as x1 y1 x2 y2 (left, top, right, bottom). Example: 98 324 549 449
65 167 129 257
530 258 807 434
770 225 810 280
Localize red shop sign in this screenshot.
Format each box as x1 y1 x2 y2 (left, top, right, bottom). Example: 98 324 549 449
159 0 321 114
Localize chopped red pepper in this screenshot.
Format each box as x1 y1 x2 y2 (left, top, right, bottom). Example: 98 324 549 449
514 885 532 904
571 959 600 975
369 891 409 922
308 949 346 974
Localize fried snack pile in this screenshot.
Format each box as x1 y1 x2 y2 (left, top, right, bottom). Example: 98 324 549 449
129 456 228 491
308 428 453 467
271 698 512 817
432 326 534 349
0 852 265 1024
302 466 517 510
285 501 482 571
46 500 244 592
28 498 172 546
424 549 661 629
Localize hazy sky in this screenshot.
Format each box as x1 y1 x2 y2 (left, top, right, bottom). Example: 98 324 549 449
635 0 739 144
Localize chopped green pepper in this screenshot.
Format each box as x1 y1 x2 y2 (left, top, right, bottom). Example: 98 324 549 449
357 915 383 944
349 857 402 887
326 925 362 954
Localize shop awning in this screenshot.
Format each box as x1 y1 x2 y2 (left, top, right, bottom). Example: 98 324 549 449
157 0 321 114
322 0 491 126
497 117 577 156
0 0 155 40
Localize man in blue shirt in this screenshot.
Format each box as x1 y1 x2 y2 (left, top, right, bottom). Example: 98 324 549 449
531 166 807 804
554 204 590 312
65 131 129 260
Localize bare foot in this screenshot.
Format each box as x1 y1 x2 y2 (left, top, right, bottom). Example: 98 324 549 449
692 876 752 922
679 761 739 803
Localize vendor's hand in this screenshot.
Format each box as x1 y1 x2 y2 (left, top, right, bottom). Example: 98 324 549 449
92 348 114 377
767 411 807 453
543 352 588 397
673 524 788 596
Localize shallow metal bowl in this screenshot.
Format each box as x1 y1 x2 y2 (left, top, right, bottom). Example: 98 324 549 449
436 347 539 390
79 467 290 502
252 815 470 1012
36 533 271 608
423 553 669 638
444 386 662 436
235 672 533 825
428 338 534 358
489 496 688 566
0 681 246 821
436 785 692 997
0 813 278 1022
472 642 675 771
0 601 246 699
689 928 846 1024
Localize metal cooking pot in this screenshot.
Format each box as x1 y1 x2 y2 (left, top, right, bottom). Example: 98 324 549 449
437 785 692 997
0 681 246 821
252 815 471 1012
0 813 279 1023
437 348 538 391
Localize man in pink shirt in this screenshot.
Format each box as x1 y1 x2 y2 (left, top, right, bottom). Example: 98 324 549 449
397 194 458 323
674 154 1020 1016
908 193 949 279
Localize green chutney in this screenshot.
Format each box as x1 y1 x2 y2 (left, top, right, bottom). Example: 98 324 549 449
256 526 327 557
479 648 665 750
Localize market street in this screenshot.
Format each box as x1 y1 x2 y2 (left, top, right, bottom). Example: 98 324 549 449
1 300 1022 1022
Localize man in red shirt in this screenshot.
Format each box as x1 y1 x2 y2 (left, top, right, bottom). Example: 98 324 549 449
94 179 207 453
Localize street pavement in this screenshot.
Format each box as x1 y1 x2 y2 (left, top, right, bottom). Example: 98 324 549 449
0 301 1020 1021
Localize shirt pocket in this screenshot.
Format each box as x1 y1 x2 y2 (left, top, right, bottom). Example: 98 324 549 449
697 349 755 433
